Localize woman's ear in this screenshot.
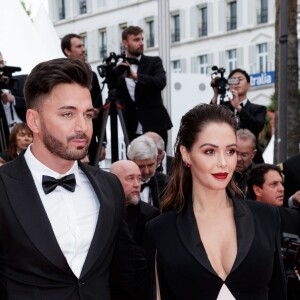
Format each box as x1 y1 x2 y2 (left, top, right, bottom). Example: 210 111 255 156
180 145 191 164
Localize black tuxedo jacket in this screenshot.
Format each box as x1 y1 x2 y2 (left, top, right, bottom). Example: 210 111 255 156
220 100 266 163
0 154 146 299
126 201 159 246
0 74 27 152
278 206 300 236
281 154 300 207
117 55 172 141
145 196 286 300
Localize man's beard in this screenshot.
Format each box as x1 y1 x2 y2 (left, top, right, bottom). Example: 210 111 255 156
127 193 140 206
41 121 89 161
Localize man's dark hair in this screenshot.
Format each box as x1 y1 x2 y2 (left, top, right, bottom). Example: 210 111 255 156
24 58 92 109
247 163 283 200
61 33 82 56
122 26 143 41
228 68 250 83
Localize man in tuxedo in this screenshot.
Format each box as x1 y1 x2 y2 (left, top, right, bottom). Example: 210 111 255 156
61 34 105 166
211 68 266 163
0 58 146 299
127 135 169 208
117 26 172 147
110 159 159 246
0 51 27 152
234 129 257 197
144 131 173 175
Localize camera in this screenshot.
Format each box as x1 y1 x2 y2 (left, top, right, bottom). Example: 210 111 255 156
211 66 239 101
0 65 22 90
281 233 300 282
97 52 131 87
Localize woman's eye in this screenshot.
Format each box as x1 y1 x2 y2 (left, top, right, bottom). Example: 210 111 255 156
227 149 236 155
204 149 214 155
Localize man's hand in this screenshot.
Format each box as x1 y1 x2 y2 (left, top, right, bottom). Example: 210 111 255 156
210 76 219 104
229 88 242 112
120 61 138 81
1 92 15 104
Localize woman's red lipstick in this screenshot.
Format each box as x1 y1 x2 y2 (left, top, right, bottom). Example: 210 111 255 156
212 172 228 179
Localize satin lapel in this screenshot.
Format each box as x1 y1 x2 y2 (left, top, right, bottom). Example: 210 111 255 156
230 197 255 273
3 155 71 273
176 195 217 276
79 163 116 278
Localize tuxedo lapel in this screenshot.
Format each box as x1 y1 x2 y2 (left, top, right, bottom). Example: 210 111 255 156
79 163 116 278
3 155 71 274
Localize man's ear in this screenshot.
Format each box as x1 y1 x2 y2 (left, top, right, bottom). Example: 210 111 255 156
253 185 262 199
26 109 41 134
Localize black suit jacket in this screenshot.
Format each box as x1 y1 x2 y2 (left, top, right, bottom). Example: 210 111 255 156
88 71 104 165
278 206 300 236
117 55 172 141
0 154 146 300
147 172 169 208
281 154 300 207
0 75 27 152
126 201 159 246
220 100 266 163
145 196 286 300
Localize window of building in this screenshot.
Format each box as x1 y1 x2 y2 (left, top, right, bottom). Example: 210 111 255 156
146 19 155 48
58 0 65 20
119 23 127 53
171 13 180 43
99 29 107 60
79 0 87 14
171 60 181 73
198 55 208 74
257 0 268 24
198 6 208 37
226 49 237 72
227 1 237 31
257 43 268 72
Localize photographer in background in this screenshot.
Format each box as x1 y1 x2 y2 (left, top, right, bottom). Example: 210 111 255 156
61 34 105 166
0 52 27 152
117 26 172 147
211 68 266 163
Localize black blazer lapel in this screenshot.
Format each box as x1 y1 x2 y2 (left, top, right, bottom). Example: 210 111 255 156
3 154 71 274
79 163 117 278
176 195 216 275
176 193 255 277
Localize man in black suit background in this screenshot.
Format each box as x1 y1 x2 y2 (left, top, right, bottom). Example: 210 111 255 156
117 26 172 147
211 68 266 163
110 159 159 247
246 163 300 299
0 51 27 152
127 135 169 209
0 58 146 299
61 34 105 166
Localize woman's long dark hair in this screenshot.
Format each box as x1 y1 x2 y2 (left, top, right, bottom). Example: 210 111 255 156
161 104 242 213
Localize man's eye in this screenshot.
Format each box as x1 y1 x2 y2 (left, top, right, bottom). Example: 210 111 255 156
63 112 72 117
85 113 94 120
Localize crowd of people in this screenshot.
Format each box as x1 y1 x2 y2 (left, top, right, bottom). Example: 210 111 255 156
0 25 300 299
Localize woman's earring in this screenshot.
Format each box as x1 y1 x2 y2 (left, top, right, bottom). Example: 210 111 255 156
183 161 191 168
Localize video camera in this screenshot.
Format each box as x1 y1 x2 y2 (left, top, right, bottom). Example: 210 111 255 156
211 66 239 102
281 233 300 282
97 52 139 89
0 65 22 91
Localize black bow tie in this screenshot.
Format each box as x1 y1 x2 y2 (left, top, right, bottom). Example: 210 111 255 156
127 58 140 65
141 180 151 192
42 174 76 195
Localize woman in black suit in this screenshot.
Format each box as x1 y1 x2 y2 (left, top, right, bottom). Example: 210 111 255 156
145 104 286 299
